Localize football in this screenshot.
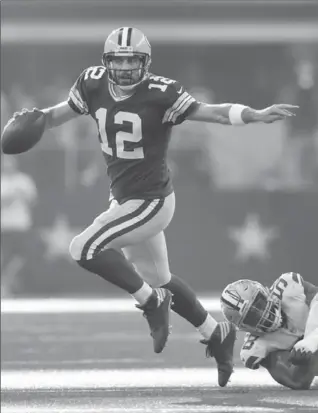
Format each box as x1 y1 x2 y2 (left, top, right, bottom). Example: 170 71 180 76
1 110 46 154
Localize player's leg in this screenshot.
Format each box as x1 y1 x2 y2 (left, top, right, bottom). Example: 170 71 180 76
125 240 217 335
124 232 216 336
290 292 318 365
69 194 175 353
164 273 236 387
123 231 236 387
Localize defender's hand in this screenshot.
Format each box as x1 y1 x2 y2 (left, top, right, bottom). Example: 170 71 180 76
248 104 299 124
289 337 318 365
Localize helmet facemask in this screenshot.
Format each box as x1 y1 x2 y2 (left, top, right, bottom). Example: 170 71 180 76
221 281 283 336
102 52 150 90
240 289 282 335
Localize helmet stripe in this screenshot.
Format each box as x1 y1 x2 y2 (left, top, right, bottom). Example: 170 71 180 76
117 27 124 45
121 27 129 47
127 27 133 46
220 296 237 310
221 295 244 311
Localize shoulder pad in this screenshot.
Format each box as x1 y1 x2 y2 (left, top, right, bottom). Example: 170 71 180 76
81 66 107 91
68 66 106 115
270 272 305 301
280 272 304 286
145 74 178 98
147 75 197 125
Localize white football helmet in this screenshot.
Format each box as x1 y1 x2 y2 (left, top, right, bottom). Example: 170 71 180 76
102 27 151 90
220 279 282 335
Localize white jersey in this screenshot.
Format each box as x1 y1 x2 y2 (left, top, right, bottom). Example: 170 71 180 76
240 272 310 369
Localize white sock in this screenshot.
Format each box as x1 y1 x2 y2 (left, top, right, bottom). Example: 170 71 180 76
132 282 153 305
197 314 218 340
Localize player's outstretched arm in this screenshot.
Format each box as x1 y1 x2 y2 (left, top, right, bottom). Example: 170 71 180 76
187 103 298 125
260 350 316 390
41 101 81 129
8 101 80 131
2 101 81 154
290 286 318 365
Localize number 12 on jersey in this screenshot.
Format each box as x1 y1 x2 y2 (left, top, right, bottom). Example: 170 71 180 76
95 108 144 159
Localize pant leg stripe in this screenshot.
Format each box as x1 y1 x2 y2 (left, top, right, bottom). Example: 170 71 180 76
81 200 151 261
93 197 165 258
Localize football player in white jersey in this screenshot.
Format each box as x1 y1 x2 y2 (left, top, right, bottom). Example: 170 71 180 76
221 272 318 389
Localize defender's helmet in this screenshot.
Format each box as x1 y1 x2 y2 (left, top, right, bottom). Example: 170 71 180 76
102 27 151 89
220 279 282 335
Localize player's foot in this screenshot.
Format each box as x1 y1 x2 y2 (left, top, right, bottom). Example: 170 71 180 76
136 288 173 354
201 321 236 387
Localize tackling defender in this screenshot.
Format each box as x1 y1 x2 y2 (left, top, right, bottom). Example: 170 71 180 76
221 272 318 389
4 27 297 387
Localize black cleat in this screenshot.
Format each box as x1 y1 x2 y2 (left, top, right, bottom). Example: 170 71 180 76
201 321 236 387
136 288 172 354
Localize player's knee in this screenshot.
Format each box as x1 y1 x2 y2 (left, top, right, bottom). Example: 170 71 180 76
139 264 171 287
157 271 172 287
69 234 111 261
69 234 85 261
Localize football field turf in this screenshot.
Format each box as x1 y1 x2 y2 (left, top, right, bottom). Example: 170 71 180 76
1 298 317 413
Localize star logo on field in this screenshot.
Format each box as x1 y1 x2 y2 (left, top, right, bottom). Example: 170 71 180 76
39 215 80 261
228 214 279 261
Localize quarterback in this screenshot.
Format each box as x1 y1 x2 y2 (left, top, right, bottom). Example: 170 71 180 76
221 272 318 389
3 27 297 387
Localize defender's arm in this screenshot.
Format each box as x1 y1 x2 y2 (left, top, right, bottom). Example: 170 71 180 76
260 350 316 390
187 103 298 125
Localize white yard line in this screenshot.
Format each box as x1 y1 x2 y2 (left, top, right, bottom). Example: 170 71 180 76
1 297 221 314
1 368 286 390
1 407 286 413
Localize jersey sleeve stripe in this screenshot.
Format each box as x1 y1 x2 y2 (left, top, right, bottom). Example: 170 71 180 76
68 97 82 115
169 95 192 122
69 89 89 114
162 92 189 123
171 96 196 124
167 94 191 122
168 96 190 122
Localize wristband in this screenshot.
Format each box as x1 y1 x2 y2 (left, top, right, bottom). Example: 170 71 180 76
229 104 247 125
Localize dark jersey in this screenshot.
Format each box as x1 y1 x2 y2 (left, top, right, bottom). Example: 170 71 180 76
68 66 199 203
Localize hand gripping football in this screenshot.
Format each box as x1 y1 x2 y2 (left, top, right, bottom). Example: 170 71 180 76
1 109 46 154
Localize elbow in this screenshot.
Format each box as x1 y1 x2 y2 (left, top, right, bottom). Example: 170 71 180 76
277 374 313 390
266 362 314 390
287 380 311 390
